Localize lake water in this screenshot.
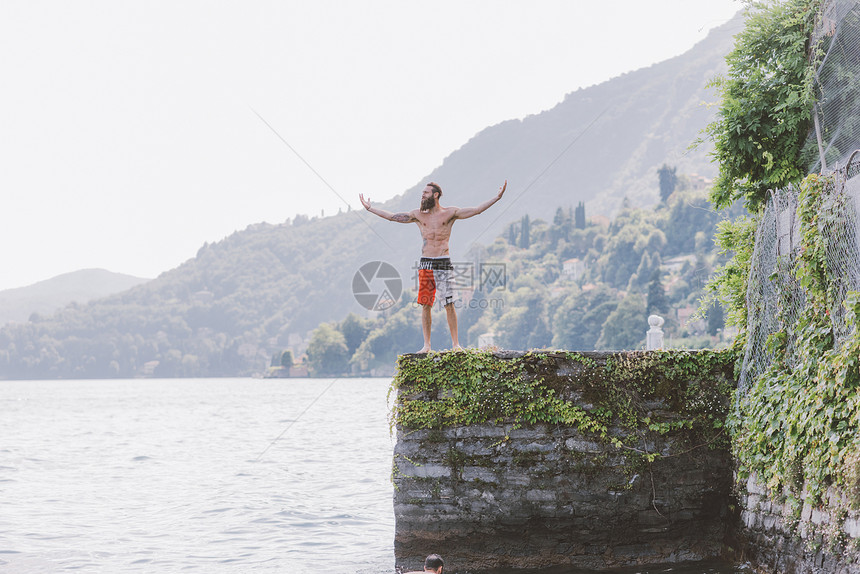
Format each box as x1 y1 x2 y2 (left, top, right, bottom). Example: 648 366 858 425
0 378 745 573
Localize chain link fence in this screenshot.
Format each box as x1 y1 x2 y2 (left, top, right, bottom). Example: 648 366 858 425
738 155 860 394
738 0 860 394
802 0 860 172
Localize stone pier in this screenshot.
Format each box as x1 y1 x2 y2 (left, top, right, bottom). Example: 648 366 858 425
392 350 736 573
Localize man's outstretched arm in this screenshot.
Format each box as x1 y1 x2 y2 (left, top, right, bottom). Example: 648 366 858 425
359 193 417 223
454 181 507 220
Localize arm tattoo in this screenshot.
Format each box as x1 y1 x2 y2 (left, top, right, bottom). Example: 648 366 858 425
391 213 412 223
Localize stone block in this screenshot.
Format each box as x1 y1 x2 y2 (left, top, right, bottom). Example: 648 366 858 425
565 438 603 452
519 440 557 453
454 440 495 457
801 502 813 522
397 427 454 442
745 493 760 510
507 426 549 440
462 466 499 484
810 507 829 525
454 424 508 439
525 489 557 502
746 474 768 495
567 555 606 570
493 350 526 359
612 543 657 559
397 460 451 478
844 516 860 538
674 509 696 521
504 471 533 487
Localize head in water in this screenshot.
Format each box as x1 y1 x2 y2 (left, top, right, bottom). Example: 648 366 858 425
424 554 444 573
421 182 442 211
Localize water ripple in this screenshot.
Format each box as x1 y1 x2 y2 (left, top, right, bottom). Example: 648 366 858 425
0 378 395 572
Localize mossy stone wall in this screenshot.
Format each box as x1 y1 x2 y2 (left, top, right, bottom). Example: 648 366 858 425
392 350 736 573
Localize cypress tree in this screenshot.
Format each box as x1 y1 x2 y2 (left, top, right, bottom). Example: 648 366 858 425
508 222 518 245
575 201 586 229
658 164 678 203
519 214 531 249
646 268 669 316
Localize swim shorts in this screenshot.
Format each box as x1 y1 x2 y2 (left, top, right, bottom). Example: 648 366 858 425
417 257 455 307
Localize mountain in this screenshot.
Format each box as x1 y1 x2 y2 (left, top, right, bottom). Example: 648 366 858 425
0 269 150 326
383 13 743 246
0 15 743 379
363 13 742 287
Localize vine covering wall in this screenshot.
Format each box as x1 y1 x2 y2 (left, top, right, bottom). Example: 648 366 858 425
704 0 860 510
391 349 736 456
733 171 860 505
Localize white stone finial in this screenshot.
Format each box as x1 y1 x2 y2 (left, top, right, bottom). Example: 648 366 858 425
647 315 665 350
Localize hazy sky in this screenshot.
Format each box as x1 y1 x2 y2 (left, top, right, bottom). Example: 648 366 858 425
0 1 742 291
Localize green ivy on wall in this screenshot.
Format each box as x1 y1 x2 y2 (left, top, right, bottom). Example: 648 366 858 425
390 349 737 459
704 215 757 351
731 173 860 505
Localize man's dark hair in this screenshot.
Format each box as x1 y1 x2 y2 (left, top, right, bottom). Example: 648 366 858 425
425 554 444 570
427 182 442 198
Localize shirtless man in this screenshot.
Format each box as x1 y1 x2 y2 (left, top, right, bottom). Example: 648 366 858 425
360 180 506 353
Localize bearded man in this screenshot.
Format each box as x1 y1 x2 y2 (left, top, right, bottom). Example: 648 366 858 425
359 180 506 352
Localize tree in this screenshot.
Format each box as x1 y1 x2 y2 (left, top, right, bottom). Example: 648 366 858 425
635 252 652 287
657 164 678 203
494 286 547 350
494 306 531 350
280 349 294 368
598 215 660 289
552 285 618 350
306 323 349 376
549 207 566 248
351 302 424 371
519 215 531 249
527 317 553 350
596 291 647 350
575 201 586 229
339 313 371 357
707 302 725 336
660 188 720 256
508 222 518 245
646 269 669 317
702 0 819 210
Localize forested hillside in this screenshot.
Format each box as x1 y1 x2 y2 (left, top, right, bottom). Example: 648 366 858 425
0 215 375 378
302 178 743 376
0 170 737 378
0 16 744 379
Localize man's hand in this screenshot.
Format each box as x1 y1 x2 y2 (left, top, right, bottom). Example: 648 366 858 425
359 193 372 211
497 180 507 201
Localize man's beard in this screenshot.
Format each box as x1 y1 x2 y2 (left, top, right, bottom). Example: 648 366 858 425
421 196 436 211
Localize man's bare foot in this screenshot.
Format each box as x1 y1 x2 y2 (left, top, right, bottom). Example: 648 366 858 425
452 345 464 351
416 346 431 354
